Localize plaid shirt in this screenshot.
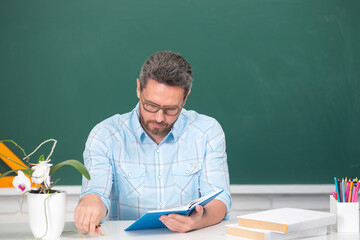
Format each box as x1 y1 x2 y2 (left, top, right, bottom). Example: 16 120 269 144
80 104 231 221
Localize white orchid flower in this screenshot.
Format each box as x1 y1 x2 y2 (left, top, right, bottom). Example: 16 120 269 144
31 159 52 185
12 170 31 193
44 175 51 188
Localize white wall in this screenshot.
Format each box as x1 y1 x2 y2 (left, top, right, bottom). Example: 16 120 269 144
0 185 350 223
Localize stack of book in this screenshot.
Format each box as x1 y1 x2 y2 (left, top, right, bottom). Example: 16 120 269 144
226 208 336 240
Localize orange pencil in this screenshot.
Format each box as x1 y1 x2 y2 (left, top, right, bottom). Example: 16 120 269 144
345 177 347 191
348 181 354 202
345 179 350 202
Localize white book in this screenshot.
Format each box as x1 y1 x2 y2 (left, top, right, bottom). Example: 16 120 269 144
237 208 336 233
226 224 327 240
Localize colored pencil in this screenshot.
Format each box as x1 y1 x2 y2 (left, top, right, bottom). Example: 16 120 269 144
339 179 343 202
331 190 337 200
352 182 357 202
345 179 350 202
342 178 346 202
332 177 360 202
334 177 341 202
355 181 360 202
345 177 348 191
348 181 354 202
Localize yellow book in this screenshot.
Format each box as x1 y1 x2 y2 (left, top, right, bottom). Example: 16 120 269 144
237 208 336 233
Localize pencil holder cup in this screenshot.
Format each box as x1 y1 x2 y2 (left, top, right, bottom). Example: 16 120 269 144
330 195 359 233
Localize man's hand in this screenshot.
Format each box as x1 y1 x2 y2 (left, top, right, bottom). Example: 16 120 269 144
159 199 227 233
159 205 205 233
74 194 106 235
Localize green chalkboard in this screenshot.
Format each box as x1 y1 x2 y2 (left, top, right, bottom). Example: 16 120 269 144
1 0 359 185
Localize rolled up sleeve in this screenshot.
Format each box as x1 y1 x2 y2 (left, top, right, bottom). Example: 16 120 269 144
200 120 232 220
80 124 114 222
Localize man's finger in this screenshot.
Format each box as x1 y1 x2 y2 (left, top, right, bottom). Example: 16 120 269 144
161 215 191 232
160 216 180 232
89 214 98 235
83 213 92 233
76 211 87 232
170 213 188 221
74 206 84 232
191 205 203 214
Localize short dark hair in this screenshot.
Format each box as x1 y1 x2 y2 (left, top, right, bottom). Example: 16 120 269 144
139 51 193 97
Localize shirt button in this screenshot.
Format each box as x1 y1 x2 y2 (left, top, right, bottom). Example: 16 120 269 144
156 149 160 153
159 202 162 206
158 175 161 179
128 172 132 177
186 170 190 175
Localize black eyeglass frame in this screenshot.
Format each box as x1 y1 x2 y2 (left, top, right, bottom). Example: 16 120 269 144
140 92 184 116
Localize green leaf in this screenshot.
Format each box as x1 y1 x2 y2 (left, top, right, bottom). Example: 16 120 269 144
50 160 90 180
0 153 28 169
28 168 34 177
38 154 45 163
0 168 31 178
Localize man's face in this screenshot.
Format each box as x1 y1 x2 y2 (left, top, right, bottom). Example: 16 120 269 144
137 78 189 140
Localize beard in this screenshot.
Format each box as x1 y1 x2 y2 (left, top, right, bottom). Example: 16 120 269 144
139 110 174 136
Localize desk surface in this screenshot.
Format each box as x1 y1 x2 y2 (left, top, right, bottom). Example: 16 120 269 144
0 220 359 240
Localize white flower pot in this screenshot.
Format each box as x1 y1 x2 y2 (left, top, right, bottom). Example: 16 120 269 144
27 190 66 239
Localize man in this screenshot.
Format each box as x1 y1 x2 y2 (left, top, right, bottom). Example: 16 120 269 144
75 51 231 234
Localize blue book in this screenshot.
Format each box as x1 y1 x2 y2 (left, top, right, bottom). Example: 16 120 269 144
125 189 224 231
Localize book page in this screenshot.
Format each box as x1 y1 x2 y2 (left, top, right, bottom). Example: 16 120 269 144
187 189 223 210
147 189 223 213
148 205 187 213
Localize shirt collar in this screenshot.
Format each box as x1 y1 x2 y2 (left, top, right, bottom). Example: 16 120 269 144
171 109 186 141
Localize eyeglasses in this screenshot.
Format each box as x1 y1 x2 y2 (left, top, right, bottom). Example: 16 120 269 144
140 93 183 116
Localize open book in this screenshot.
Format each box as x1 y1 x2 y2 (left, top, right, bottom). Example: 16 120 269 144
125 189 223 231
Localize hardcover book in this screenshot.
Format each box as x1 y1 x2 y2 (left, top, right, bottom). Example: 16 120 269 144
125 189 224 231
226 224 327 240
237 208 336 233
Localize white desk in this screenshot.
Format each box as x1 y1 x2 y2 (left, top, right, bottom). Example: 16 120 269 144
0 220 359 240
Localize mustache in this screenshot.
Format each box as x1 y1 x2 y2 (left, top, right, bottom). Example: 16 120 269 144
147 120 167 126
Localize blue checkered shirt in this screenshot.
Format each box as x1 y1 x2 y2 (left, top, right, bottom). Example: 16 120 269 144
80 104 231 221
